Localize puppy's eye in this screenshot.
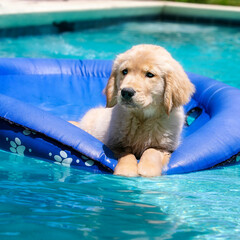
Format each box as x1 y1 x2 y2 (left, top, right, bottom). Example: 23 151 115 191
122 69 128 75
146 72 155 78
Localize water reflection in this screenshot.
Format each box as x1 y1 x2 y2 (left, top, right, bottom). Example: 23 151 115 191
1 147 240 239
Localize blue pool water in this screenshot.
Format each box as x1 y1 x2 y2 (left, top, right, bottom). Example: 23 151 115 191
0 20 240 239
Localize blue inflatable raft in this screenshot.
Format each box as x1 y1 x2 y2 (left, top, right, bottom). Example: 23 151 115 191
0 58 240 174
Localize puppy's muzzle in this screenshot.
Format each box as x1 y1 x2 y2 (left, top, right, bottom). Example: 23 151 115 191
121 88 136 101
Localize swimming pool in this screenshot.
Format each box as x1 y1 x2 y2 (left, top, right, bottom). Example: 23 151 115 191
0 20 240 239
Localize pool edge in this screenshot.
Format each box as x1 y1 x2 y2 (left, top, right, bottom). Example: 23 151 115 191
0 1 240 29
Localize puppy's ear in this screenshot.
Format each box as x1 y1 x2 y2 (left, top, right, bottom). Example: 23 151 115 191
105 68 118 108
164 63 195 115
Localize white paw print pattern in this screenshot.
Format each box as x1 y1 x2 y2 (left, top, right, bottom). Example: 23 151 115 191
23 128 37 136
82 155 94 167
9 137 26 156
54 151 73 166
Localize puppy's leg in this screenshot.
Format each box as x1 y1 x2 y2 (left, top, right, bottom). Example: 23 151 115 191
114 153 139 177
138 148 170 177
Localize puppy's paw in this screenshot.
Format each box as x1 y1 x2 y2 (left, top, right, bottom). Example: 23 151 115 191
137 160 162 177
114 164 138 177
137 148 166 177
114 154 139 177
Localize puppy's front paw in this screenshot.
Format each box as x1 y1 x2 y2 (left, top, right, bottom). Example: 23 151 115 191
114 154 138 177
114 164 138 177
137 148 167 177
137 160 162 177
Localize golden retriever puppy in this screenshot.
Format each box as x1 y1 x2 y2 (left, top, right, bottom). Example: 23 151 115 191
70 44 195 177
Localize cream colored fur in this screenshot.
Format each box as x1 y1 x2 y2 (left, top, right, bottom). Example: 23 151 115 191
71 44 195 177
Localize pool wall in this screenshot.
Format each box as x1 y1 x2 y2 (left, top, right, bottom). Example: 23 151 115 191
0 1 240 37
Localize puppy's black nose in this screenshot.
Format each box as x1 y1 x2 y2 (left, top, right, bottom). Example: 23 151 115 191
121 88 136 101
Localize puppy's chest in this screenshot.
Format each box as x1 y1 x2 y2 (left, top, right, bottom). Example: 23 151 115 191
111 117 170 156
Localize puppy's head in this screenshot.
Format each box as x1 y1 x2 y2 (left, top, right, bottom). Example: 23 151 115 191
105 44 195 115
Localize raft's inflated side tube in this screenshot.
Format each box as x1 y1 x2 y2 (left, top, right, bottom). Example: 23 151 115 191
0 58 240 174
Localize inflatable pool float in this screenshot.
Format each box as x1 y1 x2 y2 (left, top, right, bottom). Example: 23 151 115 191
0 58 240 174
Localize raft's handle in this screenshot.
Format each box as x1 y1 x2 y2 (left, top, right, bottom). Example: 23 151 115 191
185 107 202 126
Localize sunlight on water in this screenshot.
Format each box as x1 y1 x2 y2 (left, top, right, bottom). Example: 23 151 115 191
1 151 240 239
0 20 240 239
